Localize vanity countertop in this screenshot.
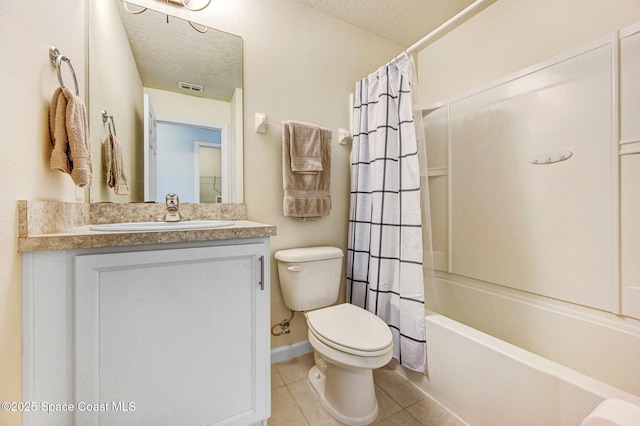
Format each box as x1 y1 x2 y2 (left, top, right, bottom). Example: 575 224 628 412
18 200 277 252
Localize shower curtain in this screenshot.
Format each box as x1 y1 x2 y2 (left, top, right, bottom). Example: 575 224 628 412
346 55 431 372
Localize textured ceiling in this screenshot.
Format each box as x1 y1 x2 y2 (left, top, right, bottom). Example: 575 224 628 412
294 0 479 47
116 1 242 102
114 0 485 103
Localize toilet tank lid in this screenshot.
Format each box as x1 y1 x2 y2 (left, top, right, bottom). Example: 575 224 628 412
275 246 344 262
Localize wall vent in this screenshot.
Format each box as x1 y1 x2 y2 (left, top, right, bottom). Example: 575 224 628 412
178 81 204 92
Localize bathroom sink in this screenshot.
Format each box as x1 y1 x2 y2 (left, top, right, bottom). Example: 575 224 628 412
89 220 235 232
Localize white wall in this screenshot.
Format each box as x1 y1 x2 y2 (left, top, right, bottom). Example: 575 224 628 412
155 123 221 202
230 88 243 202
144 88 231 202
144 87 231 124
0 1 85 425
418 0 640 396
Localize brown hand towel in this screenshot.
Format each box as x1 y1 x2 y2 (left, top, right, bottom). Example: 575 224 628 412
64 88 92 187
285 120 324 173
48 87 92 187
282 122 332 218
102 134 129 195
49 87 72 174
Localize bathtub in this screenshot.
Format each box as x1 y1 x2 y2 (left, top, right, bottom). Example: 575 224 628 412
390 310 640 425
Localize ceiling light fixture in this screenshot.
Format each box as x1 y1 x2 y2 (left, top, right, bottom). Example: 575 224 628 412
122 1 212 32
166 0 212 12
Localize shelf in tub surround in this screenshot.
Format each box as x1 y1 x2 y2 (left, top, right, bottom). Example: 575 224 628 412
17 200 277 252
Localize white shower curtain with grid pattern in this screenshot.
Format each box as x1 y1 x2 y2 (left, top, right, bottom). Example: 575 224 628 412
346 56 426 372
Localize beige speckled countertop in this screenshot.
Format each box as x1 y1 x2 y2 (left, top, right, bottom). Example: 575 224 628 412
18 200 276 252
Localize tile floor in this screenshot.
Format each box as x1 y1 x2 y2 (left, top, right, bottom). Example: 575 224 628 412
270 352 466 426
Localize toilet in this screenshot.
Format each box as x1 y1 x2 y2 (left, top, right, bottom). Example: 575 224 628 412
274 246 393 426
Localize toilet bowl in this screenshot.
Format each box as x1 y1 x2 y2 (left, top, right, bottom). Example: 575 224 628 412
274 247 394 425
305 303 393 425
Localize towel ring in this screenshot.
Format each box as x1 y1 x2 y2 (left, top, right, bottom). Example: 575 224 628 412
49 47 80 97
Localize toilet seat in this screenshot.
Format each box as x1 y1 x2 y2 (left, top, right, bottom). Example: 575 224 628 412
306 303 393 357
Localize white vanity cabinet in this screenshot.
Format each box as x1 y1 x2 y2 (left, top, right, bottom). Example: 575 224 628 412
22 238 270 426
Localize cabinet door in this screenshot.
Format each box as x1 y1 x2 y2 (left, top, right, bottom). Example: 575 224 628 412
74 243 268 425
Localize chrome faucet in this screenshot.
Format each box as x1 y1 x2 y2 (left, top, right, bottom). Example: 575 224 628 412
157 193 190 222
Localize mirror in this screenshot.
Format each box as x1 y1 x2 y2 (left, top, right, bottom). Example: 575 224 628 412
88 0 243 203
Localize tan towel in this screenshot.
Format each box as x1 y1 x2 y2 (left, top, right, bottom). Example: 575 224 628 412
48 87 92 187
49 87 71 174
102 134 129 195
282 122 331 218
285 120 324 173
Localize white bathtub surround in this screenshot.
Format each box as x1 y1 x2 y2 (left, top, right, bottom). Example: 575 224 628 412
347 54 429 372
419 3 640 400
391 311 640 426
581 399 640 425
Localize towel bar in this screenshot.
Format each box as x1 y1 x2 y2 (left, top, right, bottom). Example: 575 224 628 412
254 113 351 144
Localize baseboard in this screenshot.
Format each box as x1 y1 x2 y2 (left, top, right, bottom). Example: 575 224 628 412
271 339 313 363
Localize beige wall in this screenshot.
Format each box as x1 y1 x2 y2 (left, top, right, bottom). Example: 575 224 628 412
134 0 402 347
89 0 143 203
234 0 402 348
129 0 402 344
5 1 640 422
0 1 85 425
0 2 400 424
417 0 640 395
418 0 640 103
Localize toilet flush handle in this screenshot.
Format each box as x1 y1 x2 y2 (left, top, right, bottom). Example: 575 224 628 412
287 265 302 272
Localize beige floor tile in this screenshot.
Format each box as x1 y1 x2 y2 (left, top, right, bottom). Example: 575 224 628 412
272 364 285 389
269 385 310 426
374 409 423 426
373 367 425 408
275 352 316 384
374 385 403 422
287 378 344 425
270 354 465 426
406 397 467 426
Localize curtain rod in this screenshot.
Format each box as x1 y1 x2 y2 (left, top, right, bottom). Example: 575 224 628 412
391 0 494 62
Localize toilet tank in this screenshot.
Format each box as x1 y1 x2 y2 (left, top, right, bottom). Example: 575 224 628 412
274 246 344 312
